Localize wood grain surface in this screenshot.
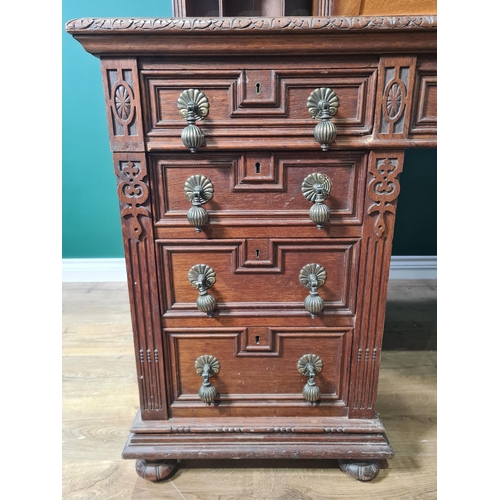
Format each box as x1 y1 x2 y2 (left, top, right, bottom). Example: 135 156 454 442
62 280 436 499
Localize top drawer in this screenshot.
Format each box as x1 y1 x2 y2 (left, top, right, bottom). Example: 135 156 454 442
140 58 378 151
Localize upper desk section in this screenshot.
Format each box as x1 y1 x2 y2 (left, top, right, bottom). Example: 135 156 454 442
66 16 437 151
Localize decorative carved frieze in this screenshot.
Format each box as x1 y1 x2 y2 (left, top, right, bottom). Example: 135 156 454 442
66 16 437 33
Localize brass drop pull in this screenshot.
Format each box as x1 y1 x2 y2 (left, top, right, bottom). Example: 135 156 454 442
184 174 214 232
302 173 332 229
297 354 323 404
194 355 220 405
188 264 217 317
307 88 339 151
299 263 327 318
178 89 210 152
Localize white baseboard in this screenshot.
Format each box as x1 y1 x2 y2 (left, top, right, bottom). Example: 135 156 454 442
62 256 436 282
388 255 437 280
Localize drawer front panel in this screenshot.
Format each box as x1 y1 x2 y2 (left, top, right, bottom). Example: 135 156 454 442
166 326 352 418
152 152 367 226
157 238 360 316
141 62 377 149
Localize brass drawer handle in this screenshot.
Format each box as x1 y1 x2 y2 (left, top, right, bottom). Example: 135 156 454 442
194 355 220 405
302 172 332 229
188 264 217 317
297 354 323 404
184 174 214 232
307 88 339 151
178 89 210 152
299 263 327 318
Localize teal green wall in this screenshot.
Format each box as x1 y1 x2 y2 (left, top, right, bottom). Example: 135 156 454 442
62 1 436 258
63 1 173 258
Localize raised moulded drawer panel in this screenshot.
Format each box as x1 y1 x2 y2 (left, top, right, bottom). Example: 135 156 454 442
165 326 352 418
151 151 367 227
157 238 360 317
141 60 378 150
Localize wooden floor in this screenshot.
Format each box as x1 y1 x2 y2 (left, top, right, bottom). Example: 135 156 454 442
62 280 437 499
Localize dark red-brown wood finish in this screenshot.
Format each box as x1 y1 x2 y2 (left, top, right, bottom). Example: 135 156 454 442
66 11 436 482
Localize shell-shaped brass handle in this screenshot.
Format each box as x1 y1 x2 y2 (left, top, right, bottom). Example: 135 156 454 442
178 89 210 152
307 88 339 151
188 264 217 317
297 354 323 404
194 355 220 405
299 263 327 318
302 173 332 229
184 174 214 232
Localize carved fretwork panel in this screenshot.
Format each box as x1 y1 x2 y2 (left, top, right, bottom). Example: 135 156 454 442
349 151 404 419
367 157 402 237
114 152 167 419
115 159 150 240
374 57 416 140
101 58 145 151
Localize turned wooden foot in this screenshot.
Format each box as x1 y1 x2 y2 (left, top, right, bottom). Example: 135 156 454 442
135 459 178 482
338 459 380 481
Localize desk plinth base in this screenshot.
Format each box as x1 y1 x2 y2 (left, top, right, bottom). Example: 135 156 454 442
123 411 393 482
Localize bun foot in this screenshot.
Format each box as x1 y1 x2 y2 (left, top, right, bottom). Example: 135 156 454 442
135 459 178 482
338 459 380 481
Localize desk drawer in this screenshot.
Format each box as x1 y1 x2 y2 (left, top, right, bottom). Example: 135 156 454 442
165 325 352 418
141 59 377 150
152 151 367 228
157 237 360 317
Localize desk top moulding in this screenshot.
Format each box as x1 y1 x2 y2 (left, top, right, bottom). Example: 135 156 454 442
66 1 436 484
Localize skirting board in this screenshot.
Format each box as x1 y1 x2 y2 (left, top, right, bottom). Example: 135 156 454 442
62 256 436 282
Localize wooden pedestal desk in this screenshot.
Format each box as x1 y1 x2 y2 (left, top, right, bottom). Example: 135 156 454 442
66 11 437 483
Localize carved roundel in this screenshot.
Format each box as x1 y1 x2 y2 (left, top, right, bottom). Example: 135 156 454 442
299 263 327 289
382 79 406 123
111 81 135 126
184 174 214 204
307 88 339 120
188 264 216 289
178 89 210 122
301 173 332 202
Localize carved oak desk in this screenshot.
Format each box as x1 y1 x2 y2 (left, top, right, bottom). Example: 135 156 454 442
66 15 437 482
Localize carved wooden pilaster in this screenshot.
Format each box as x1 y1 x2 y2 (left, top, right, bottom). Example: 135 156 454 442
101 58 145 152
114 152 167 419
349 151 404 419
101 58 167 419
374 57 417 141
